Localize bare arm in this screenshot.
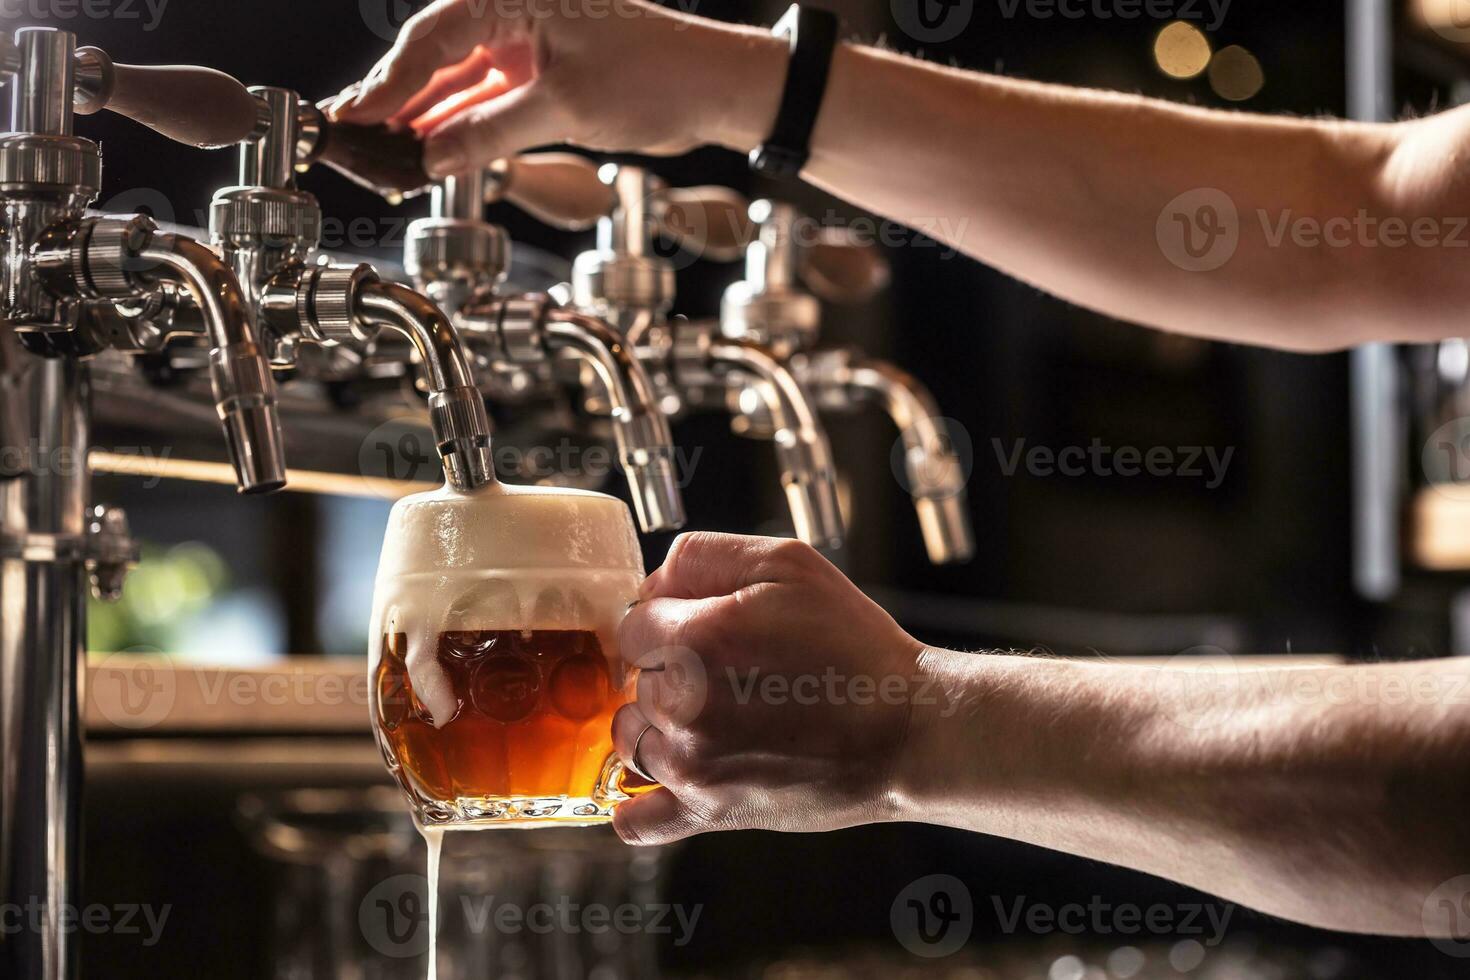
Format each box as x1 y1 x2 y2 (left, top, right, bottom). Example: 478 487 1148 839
906 649 1470 935
332 0 1470 352
611 532 1470 938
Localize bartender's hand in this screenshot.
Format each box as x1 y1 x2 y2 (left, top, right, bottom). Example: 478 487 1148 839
610 532 927 845
327 0 783 176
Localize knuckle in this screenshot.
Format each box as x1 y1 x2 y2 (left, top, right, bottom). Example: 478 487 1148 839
759 538 819 577
665 530 713 572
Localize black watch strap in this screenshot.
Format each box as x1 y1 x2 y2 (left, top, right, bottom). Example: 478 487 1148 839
748 4 840 180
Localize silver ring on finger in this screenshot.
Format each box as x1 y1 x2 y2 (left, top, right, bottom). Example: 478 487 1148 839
629 722 657 781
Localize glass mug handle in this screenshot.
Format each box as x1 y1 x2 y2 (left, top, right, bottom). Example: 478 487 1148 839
595 598 663 808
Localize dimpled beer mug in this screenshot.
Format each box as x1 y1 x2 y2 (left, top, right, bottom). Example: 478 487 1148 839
370 480 650 827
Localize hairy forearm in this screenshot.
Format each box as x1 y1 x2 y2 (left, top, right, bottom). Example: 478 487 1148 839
708 33 1470 351
898 650 1470 935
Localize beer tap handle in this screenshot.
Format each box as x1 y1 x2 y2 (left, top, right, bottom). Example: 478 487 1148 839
489 153 615 231
653 185 753 261
72 46 260 148
801 226 891 303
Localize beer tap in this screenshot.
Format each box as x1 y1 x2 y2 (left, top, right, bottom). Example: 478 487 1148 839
0 27 287 980
399 155 686 533
572 164 845 550
720 200 975 565
195 86 494 490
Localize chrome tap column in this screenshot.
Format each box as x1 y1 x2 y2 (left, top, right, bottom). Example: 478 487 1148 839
0 357 88 980
1 29 286 977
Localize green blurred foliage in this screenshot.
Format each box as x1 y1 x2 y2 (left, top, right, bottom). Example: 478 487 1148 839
87 541 229 654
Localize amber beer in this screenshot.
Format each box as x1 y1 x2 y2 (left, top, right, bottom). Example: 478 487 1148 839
369 481 651 827
375 628 643 820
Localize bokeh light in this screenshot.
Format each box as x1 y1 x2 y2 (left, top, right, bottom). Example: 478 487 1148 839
1154 22 1212 79
1209 45 1266 101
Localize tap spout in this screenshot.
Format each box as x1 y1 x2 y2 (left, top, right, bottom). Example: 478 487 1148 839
708 338 844 550
352 277 494 491
544 307 685 532
135 233 287 493
823 353 974 564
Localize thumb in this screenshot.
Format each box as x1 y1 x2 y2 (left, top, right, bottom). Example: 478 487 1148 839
423 83 568 178
612 787 709 846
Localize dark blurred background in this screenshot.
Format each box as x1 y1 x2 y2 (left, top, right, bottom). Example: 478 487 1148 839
18 0 1468 975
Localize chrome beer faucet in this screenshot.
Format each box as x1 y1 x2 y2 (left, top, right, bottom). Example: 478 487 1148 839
0 27 288 980
401 156 686 532
572 164 845 550
198 87 493 490
720 200 975 565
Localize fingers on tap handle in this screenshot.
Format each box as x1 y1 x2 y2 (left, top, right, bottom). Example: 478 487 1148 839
311 117 433 201
79 52 259 149
422 84 565 180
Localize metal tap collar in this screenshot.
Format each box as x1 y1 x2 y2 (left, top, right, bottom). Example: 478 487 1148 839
210 184 323 253
0 132 101 195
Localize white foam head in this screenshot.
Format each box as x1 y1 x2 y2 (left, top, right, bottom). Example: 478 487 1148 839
370 481 645 728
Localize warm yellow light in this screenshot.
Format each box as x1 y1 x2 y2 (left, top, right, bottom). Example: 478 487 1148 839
1154 22 1211 79
1208 45 1265 101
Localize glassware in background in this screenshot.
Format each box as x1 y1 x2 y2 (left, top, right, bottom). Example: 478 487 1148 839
238 790 667 980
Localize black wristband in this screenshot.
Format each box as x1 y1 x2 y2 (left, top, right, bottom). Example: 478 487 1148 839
748 4 840 180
